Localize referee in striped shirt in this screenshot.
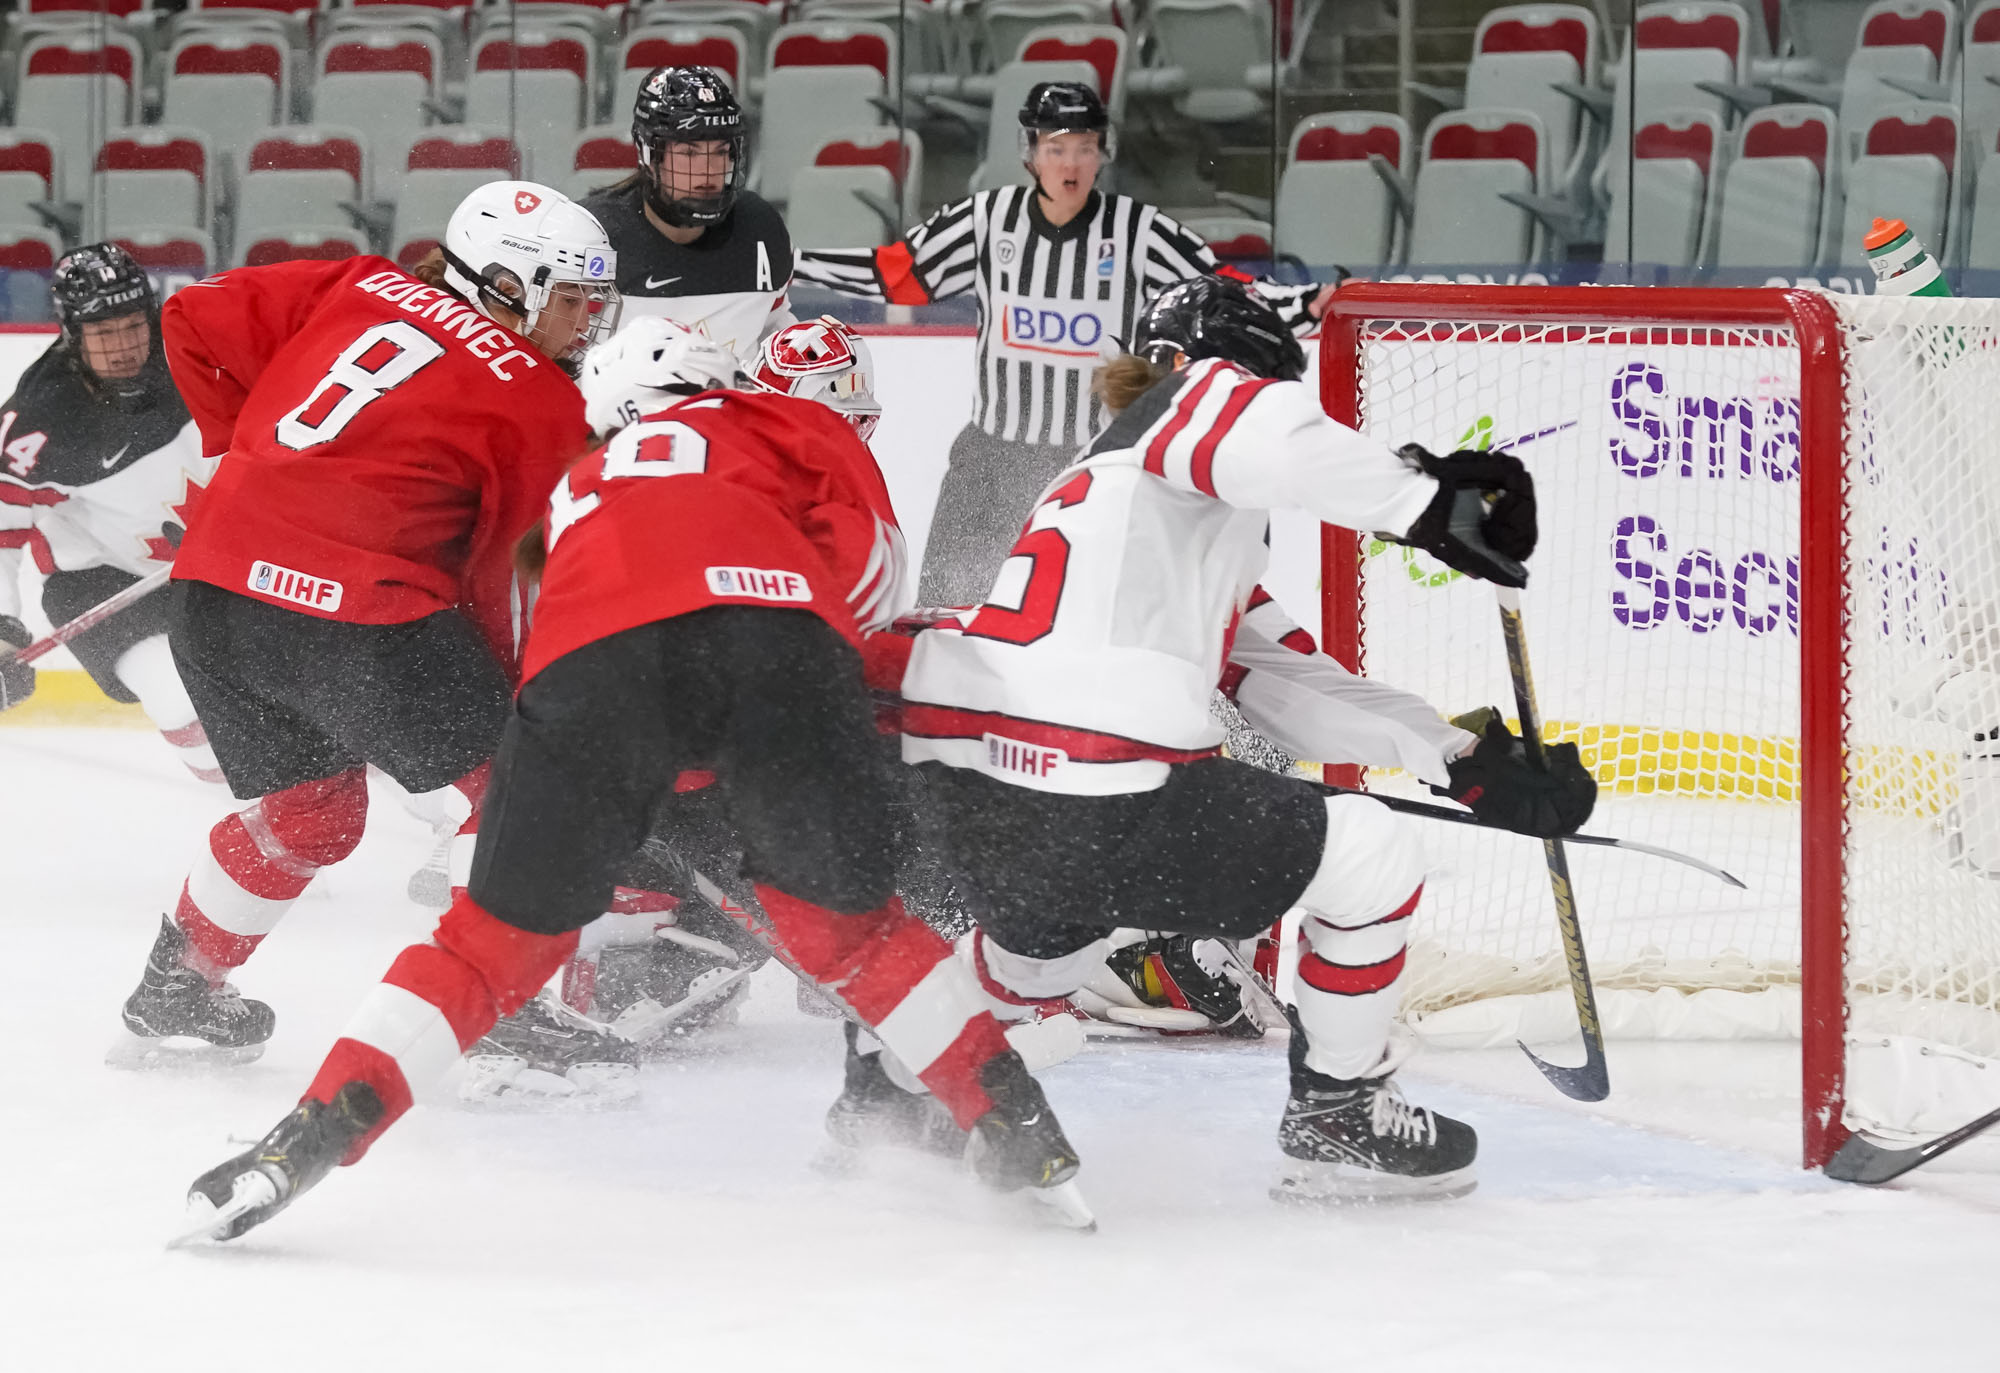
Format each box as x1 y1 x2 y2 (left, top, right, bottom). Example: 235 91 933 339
795 82 1341 606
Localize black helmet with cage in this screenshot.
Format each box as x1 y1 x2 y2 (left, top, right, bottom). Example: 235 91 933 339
1017 80 1116 167
631 66 748 229
1130 275 1305 382
50 242 169 409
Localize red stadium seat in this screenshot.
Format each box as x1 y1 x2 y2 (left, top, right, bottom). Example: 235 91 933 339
242 231 367 266
0 230 63 270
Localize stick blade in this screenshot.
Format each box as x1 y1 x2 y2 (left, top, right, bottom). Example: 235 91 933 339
1823 1103 2000 1185
1519 1039 1610 1102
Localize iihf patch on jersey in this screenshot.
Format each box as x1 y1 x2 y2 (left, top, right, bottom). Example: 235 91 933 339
705 566 811 602
248 559 344 611
985 733 1066 779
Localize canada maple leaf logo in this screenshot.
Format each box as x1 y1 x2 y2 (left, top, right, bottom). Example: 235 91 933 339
514 190 541 215
145 469 209 564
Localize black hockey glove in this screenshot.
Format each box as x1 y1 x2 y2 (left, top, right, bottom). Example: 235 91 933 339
0 615 36 712
1432 708 1596 838
1392 445 1536 589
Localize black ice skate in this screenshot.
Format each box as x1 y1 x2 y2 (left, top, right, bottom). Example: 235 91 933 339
823 1021 969 1159
1273 1019 1477 1202
460 993 642 1107
112 917 274 1068
963 1050 1094 1230
173 1081 384 1246
587 932 754 1049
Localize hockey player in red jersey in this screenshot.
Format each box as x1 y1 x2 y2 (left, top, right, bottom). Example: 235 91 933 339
178 316 1087 1244
879 277 1597 1200
115 182 619 1064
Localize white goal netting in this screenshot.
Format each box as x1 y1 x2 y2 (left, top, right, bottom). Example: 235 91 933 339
1337 291 2000 1138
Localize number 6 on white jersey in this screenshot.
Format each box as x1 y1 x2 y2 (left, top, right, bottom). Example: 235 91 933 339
276 321 447 450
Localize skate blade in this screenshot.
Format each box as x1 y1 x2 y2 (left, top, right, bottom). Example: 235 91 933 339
457 1055 640 1110
1019 1178 1097 1233
168 1171 278 1249
1270 1158 1478 1205
106 1030 264 1071
610 967 754 1048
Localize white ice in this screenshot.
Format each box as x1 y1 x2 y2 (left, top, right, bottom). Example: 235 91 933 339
5 725 1997 1372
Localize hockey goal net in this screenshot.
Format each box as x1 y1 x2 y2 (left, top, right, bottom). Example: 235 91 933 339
1321 283 2000 1167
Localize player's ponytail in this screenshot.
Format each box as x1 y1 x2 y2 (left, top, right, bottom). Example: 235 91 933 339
514 520 548 581
1093 354 1169 414
410 248 451 292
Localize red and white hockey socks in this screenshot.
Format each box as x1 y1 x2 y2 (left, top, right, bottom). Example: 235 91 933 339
305 892 579 1160
172 768 370 983
113 634 223 785
755 884 1012 1129
1290 794 1426 1080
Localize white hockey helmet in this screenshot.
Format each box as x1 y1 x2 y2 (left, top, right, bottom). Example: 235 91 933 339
751 315 883 443
442 181 621 364
579 315 743 437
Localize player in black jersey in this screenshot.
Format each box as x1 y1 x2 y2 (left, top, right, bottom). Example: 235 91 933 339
578 67 795 362
0 243 221 783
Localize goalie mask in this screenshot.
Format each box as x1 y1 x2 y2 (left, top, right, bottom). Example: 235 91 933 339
52 242 169 411
579 316 743 438
442 181 621 368
633 66 747 229
752 316 883 443
1131 276 1304 382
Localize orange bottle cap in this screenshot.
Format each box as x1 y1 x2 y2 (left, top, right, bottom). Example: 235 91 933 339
1863 217 1910 251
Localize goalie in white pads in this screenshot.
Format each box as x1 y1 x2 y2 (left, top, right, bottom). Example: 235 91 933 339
878 277 1596 1199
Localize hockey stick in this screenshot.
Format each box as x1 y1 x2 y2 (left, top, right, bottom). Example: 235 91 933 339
1 563 171 668
1496 585 1610 1102
1307 781 1745 888
1823 1104 2000 1184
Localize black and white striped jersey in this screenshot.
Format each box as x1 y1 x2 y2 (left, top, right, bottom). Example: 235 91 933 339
795 187 1320 448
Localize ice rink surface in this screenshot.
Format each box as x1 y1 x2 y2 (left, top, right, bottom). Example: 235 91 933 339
7 726 1998 1373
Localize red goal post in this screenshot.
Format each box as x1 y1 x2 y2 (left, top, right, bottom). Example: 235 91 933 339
1317 284 1867 1169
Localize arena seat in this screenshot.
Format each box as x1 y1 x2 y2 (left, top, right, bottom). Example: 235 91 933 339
0 228 63 270
236 127 368 258
238 228 368 267
1462 5 1598 186
313 32 446 186
113 226 216 274
1835 2 1958 164
564 126 635 202
629 1 781 81
1838 103 1958 267
786 126 920 246
1712 102 1839 268
163 34 287 165
1177 213 1272 265
756 24 896 207
466 31 595 183
1408 110 1546 265
391 132 524 264
1602 111 1724 267
1140 0 1270 125
1275 111 1409 268
16 32 140 197
1963 2 2000 169
0 132 62 231
92 129 214 238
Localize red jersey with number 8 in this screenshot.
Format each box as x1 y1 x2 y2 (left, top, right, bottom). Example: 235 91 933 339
520 388 905 685
163 255 589 666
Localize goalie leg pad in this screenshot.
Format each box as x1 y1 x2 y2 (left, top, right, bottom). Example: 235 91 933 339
1291 795 1424 1080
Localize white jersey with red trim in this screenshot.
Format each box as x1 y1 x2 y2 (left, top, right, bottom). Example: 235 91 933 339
900 357 1473 796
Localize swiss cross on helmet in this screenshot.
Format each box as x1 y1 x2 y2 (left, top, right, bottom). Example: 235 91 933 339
443 181 622 369
51 242 166 408
1018 80 1115 167
752 315 883 443
632 66 747 229
1130 276 1305 381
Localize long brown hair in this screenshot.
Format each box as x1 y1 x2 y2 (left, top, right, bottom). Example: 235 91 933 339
1093 354 1170 414
410 247 450 290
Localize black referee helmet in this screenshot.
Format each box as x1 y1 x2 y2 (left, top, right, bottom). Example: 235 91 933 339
1017 80 1117 163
